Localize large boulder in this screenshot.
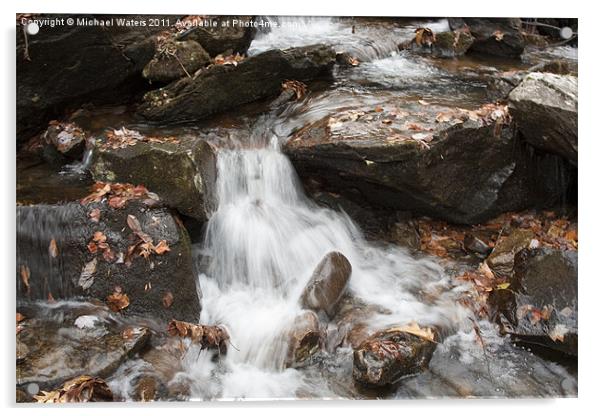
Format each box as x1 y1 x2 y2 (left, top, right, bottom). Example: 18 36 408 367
16 196 200 323
353 327 437 386
486 228 536 278
16 14 167 143
491 248 577 357
17 302 150 390
509 72 578 164
143 40 211 83
138 45 336 123
449 18 525 58
180 16 257 57
284 101 571 225
300 252 352 318
91 135 217 222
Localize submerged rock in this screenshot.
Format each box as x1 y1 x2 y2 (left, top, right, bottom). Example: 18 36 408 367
143 40 211 83
91 136 216 222
285 310 322 368
139 45 336 123
285 101 571 225
353 327 437 386
492 247 578 357
449 18 525 58
181 16 257 57
509 72 578 164
16 199 200 322
300 252 352 318
16 304 150 390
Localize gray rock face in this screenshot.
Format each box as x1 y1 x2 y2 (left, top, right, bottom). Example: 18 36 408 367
16 14 167 143
300 252 352 318
509 72 578 164
16 303 150 390
91 137 217 222
143 40 211 83
285 102 571 225
139 45 336 123
492 248 578 357
353 328 437 386
16 199 200 323
449 18 525 58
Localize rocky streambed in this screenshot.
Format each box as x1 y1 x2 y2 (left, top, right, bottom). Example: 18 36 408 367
17 15 577 401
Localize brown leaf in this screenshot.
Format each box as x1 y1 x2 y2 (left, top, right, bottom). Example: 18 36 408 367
20 265 31 294
107 290 130 312
34 375 113 403
79 258 97 290
390 322 435 342
93 231 107 243
16 312 25 323
89 208 101 223
87 241 98 254
154 240 171 255
48 239 59 258
162 291 174 308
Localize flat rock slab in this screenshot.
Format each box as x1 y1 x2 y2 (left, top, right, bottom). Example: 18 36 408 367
285 100 571 224
91 136 216 222
17 303 150 390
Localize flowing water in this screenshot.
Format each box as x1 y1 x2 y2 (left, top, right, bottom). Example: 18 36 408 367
17 17 578 400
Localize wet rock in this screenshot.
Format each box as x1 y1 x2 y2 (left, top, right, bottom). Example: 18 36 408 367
509 72 578 164
486 228 535 277
181 16 257 57
353 328 437 386
527 59 575 76
139 45 336 123
41 121 87 164
17 14 168 143
143 40 211 83
405 30 474 58
389 220 421 251
493 248 577 357
463 234 491 257
285 310 322 368
16 306 150 390
449 18 525 58
285 101 571 225
16 199 200 322
91 136 216 222
132 375 168 401
300 252 352 318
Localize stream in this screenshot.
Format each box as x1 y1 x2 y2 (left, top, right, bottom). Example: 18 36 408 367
16 16 578 400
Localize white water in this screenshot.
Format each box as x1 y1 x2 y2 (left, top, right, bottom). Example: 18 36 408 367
186 133 473 399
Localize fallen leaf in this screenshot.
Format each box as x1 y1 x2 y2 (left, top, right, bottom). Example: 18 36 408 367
162 291 174 308
89 208 101 223
154 240 171 255
548 324 569 342
34 375 113 403
48 239 59 258
496 282 511 290
493 30 505 41
106 289 130 312
16 312 25 323
79 258 97 290
391 322 435 342
20 265 31 294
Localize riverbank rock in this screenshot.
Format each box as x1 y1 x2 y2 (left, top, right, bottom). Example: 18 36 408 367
285 101 571 225
143 40 211 83
17 197 200 323
181 16 257 57
16 14 168 144
492 248 577 357
300 252 352 318
16 303 150 390
353 327 437 386
91 135 216 222
509 72 578 164
404 30 474 58
138 45 336 123
41 121 87 164
449 18 525 58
